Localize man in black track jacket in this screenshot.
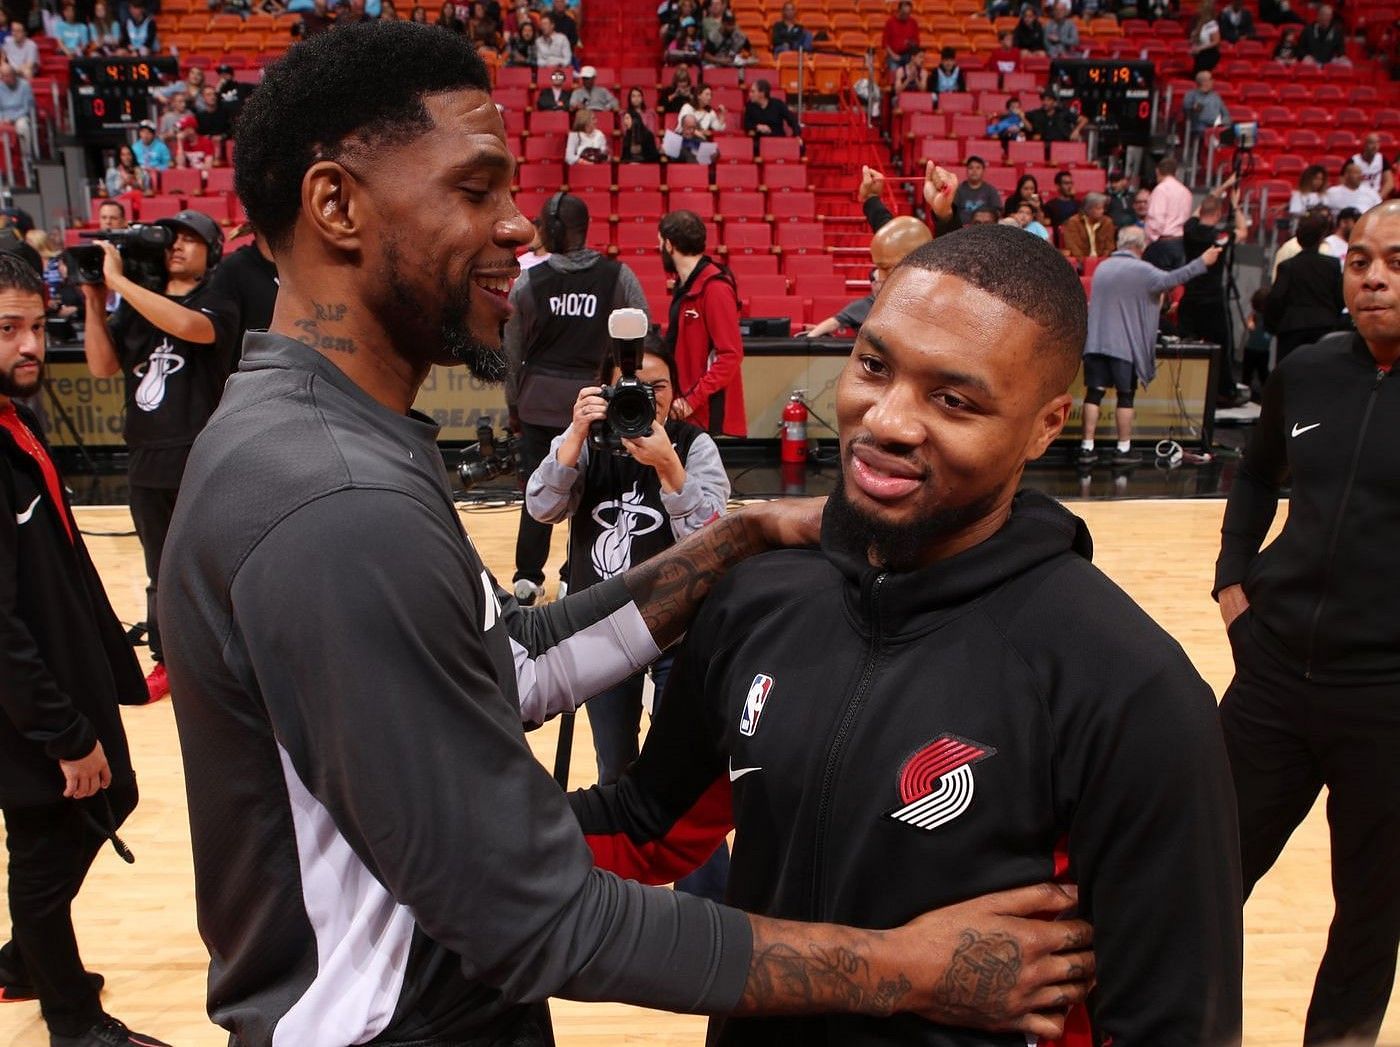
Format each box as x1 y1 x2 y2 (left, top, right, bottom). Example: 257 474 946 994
1215 200 1400 1044
572 225 1244 1047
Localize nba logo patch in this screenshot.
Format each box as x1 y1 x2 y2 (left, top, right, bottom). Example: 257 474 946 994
738 674 774 737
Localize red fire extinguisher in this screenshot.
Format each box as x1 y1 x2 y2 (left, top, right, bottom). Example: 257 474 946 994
781 392 808 464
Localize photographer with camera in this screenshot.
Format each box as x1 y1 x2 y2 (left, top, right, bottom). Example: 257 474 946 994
1178 185 1251 409
526 318 731 898
79 209 227 703
504 192 649 606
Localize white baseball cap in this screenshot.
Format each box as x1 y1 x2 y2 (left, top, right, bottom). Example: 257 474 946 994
580 65 597 79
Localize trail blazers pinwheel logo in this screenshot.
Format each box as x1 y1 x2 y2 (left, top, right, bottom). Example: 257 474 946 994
887 734 996 832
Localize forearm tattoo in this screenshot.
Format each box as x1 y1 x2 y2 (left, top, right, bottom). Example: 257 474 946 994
739 931 913 1017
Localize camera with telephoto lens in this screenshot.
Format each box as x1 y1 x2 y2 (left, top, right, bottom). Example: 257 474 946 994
64 224 172 292
590 308 655 457
458 419 520 489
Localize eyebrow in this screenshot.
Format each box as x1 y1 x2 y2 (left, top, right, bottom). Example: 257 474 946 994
861 328 995 398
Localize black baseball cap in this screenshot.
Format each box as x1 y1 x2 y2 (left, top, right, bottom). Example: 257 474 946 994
155 209 224 262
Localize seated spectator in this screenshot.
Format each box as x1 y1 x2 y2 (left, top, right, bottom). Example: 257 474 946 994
1219 0 1255 42
676 112 707 162
535 13 572 66
547 0 577 46
0 63 33 155
1263 210 1345 361
537 68 570 109
665 19 704 64
504 1 535 34
1353 133 1394 199
467 0 502 48
1300 3 1348 63
566 108 609 165
1011 199 1051 240
121 0 158 55
743 78 800 138
1189 1 1221 73
1289 164 1328 218
661 0 696 45
881 0 919 73
679 84 726 136
770 1 811 54
159 92 191 141
89 1 123 53
1061 192 1116 259
805 266 882 338
1044 2 1080 57
1115 187 1151 229
2 23 36 78
435 0 463 31
382 2 403 20
157 64 204 105
338 0 376 26
105 143 151 195
410 5 429 20
930 47 965 95
1325 159 1382 214
619 109 660 163
624 86 654 129
1044 169 1080 229
1027 89 1085 142
1273 25 1302 61
1182 70 1229 136
1105 170 1133 226
990 29 1019 74
986 96 1026 142
132 120 172 170
1141 0 1178 22
571 67 619 112
53 2 91 57
215 65 248 120
1012 7 1046 52
699 0 725 40
969 205 1000 225
506 18 537 62
1322 206 1360 259
194 84 231 140
952 155 1000 221
705 11 751 67
893 50 928 94
1259 0 1304 25
175 117 216 169
659 65 696 112
1004 173 1045 221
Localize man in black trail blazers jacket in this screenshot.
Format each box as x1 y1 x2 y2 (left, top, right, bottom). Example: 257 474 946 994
572 225 1244 1046
1215 200 1400 1044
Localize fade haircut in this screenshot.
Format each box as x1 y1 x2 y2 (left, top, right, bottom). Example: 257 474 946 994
0 252 43 296
893 224 1087 396
659 209 706 255
234 21 492 251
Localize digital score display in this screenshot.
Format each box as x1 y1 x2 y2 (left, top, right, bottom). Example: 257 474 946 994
69 57 180 136
1049 59 1155 144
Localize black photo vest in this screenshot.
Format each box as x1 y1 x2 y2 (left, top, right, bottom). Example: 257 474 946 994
518 257 623 427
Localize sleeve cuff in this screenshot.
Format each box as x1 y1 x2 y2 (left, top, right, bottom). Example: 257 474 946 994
45 712 97 762
534 454 580 494
660 475 703 519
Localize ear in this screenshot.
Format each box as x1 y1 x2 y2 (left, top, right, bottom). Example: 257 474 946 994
1026 391 1072 462
301 159 365 253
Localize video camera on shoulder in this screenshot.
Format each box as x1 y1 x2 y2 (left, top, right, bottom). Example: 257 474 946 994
64 224 172 292
590 308 655 457
458 418 521 490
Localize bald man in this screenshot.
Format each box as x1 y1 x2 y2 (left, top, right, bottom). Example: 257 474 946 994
1216 200 1400 1044
804 216 932 338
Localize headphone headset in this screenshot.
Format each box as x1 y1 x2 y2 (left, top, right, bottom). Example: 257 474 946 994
545 191 569 254
156 209 225 268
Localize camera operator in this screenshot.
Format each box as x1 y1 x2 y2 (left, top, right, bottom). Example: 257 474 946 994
1178 185 1250 409
525 329 732 900
79 209 228 704
0 254 169 1047
504 192 648 605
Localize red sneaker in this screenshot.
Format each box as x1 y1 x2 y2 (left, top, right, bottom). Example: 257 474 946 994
144 664 170 704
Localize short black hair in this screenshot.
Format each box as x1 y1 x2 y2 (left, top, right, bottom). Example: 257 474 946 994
1296 211 1330 250
99 200 126 216
659 210 706 255
0 252 44 298
234 21 492 250
892 225 1087 396
752 78 771 98
966 154 986 167
1157 154 1179 177
1055 169 1072 184
539 191 589 252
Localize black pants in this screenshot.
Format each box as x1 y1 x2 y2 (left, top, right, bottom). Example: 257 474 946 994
1 780 138 1036
1178 296 1238 400
1277 327 1334 365
1221 617 1400 1045
128 485 178 662
513 422 565 588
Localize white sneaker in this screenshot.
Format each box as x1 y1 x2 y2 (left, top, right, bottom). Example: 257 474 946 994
513 579 543 606
556 579 569 600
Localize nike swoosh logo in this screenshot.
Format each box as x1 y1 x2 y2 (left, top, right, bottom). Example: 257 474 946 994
1291 422 1321 438
15 495 39 525
728 760 761 782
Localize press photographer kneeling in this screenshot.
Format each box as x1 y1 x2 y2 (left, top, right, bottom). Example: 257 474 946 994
78 210 227 703
525 310 732 900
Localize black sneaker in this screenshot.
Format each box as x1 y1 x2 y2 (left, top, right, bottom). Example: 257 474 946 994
50 1015 170 1047
0 969 103 1003
124 622 148 647
1075 448 1097 466
1112 448 1144 467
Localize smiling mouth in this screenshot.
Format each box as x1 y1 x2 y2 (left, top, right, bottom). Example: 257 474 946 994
472 272 517 300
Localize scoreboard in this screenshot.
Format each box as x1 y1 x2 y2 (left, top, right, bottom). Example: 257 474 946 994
69 57 181 136
1048 58 1155 144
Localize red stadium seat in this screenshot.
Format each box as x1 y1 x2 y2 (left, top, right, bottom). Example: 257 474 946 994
523 136 565 162
746 294 799 321
805 294 851 324
1050 141 1087 166
739 274 790 297
1074 167 1107 193
518 163 565 192
896 93 935 115
937 92 975 113
616 190 664 220
961 138 1000 162
718 190 765 220
768 190 816 221
729 253 780 279
530 110 570 135
615 222 659 251
571 190 611 222
775 221 824 253
665 164 711 191
140 195 185 221
514 190 554 221
764 163 809 191
919 138 961 165
796 274 849 298
495 66 533 89
950 114 987 139
723 163 761 190
702 67 742 88
160 168 203 195
966 70 999 92
567 164 612 192
782 253 834 278
668 189 716 219
617 165 661 191
758 137 802 162
1007 140 1044 165
722 222 773 252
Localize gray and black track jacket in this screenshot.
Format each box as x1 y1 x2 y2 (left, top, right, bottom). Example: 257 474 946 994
161 333 750 1046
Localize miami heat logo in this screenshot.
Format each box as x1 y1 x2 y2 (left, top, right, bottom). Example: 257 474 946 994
887 734 996 832
132 339 185 412
590 482 664 579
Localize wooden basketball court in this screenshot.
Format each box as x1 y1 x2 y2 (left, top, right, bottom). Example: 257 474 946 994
1 498 1395 1046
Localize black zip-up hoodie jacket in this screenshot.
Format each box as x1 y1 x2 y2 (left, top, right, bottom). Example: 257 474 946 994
572 491 1243 1046
1215 332 1400 683
0 403 142 807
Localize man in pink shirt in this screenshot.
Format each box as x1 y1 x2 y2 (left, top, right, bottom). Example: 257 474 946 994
882 0 920 73
1144 155 1194 268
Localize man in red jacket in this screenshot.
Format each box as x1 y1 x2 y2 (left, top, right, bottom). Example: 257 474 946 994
658 210 747 436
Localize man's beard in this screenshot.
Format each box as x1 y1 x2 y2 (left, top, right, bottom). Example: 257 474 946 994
828 454 1002 572
0 360 42 399
660 247 677 276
